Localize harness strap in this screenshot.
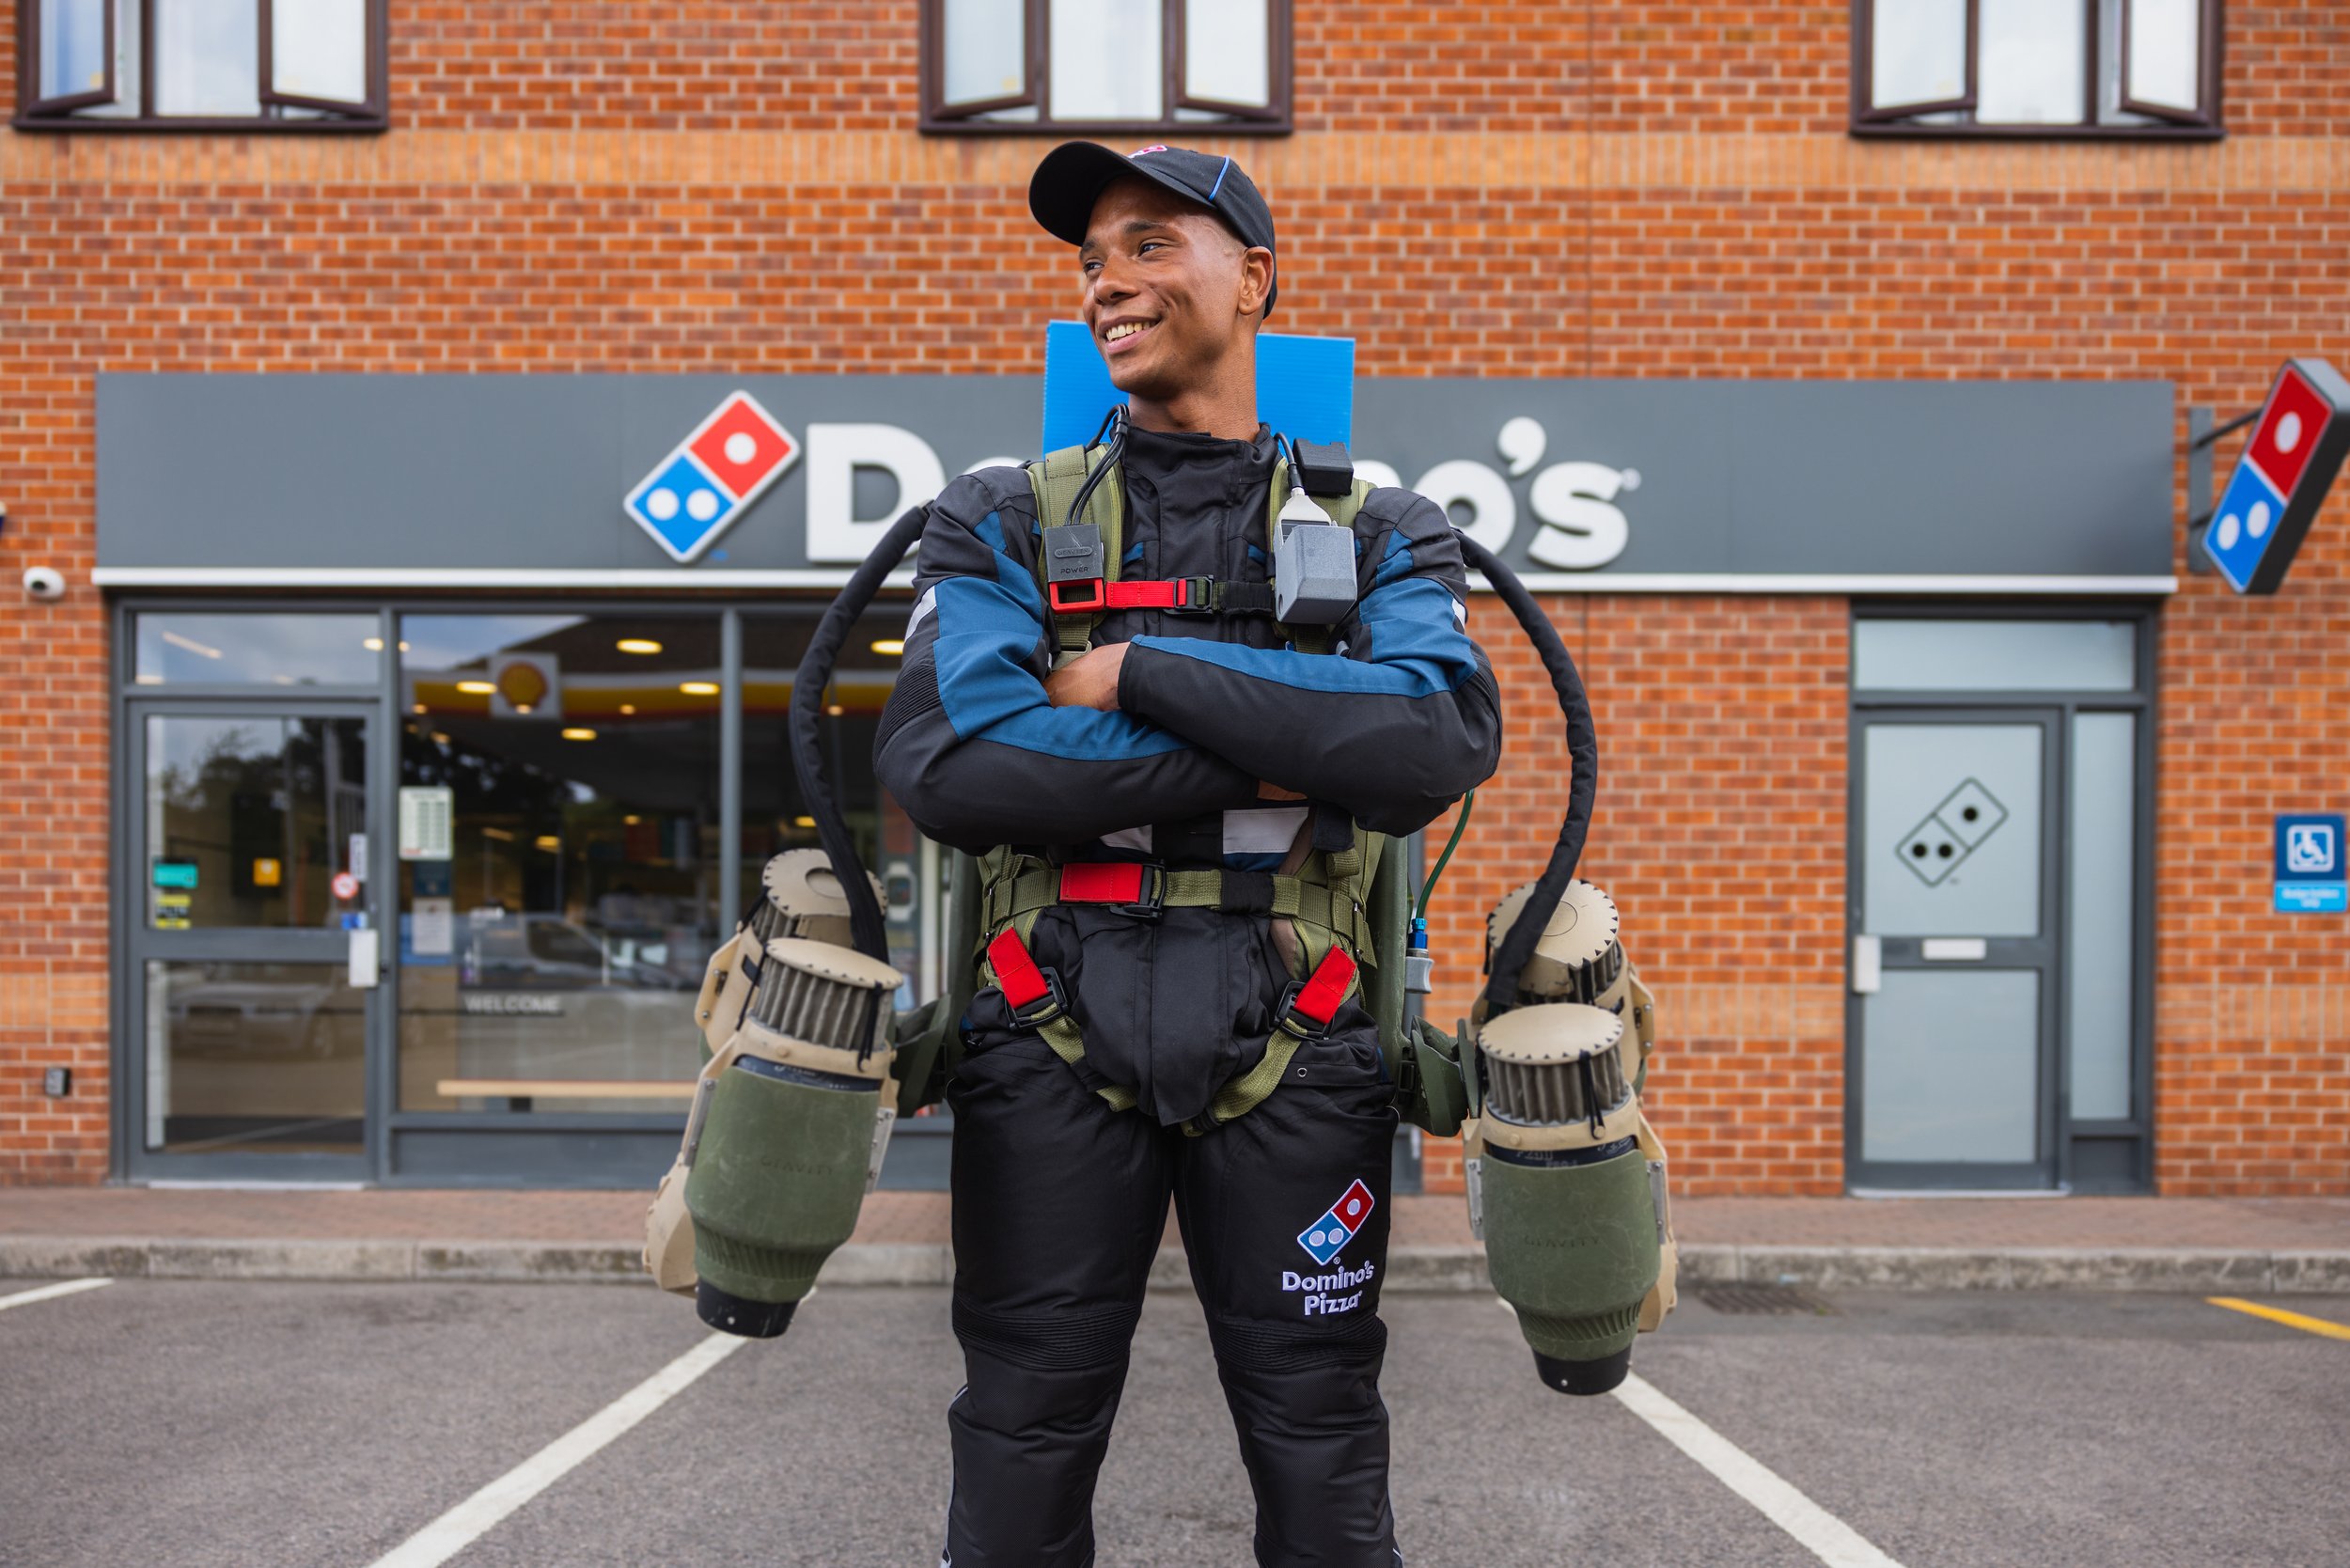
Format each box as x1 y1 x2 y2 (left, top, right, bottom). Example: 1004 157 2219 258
1189 946 1358 1134
1047 576 1278 616
1032 446 1124 664
982 860 1373 956
982 926 1136 1112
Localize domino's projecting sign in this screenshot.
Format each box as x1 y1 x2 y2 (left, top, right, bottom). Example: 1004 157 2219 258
2204 359 2350 595
624 392 800 562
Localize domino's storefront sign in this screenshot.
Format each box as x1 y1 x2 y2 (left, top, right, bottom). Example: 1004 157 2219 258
624 392 800 562
2274 814 2346 914
2205 359 2350 596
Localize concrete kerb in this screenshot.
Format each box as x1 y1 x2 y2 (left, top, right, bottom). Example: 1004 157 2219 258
5 1237 2348 1294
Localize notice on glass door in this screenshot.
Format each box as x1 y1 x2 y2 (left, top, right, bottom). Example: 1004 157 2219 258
400 787 454 861
412 897 455 957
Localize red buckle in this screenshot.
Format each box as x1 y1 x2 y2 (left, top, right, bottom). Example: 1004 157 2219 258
1278 948 1358 1038
986 929 1066 1025
1058 861 1165 918
1096 578 1215 613
1048 578 1106 614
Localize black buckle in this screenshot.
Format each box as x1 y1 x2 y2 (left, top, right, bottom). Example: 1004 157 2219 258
1273 979 1336 1042
1112 863 1167 920
1166 576 1217 616
1010 966 1071 1029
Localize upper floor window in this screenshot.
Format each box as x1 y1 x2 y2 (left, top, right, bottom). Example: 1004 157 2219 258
922 0 1290 135
16 0 386 132
1854 0 2220 138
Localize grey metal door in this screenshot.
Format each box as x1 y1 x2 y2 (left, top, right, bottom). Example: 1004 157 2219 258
124 701 384 1181
1848 710 2061 1190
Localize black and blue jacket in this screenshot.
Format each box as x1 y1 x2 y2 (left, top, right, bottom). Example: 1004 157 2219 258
873 420 1501 1122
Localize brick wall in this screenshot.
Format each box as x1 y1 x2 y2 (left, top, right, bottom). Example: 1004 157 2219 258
3 3 2345 1189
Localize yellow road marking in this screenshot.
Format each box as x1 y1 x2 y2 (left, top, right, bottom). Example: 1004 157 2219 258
2206 1297 2350 1341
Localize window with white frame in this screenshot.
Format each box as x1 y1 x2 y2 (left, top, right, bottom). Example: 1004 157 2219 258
1855 0 2220 136
923 0 1290 134
17 0 385 131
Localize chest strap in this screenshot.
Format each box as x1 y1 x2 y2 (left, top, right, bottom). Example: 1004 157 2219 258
1046 576 1279 617
982 859 1373 956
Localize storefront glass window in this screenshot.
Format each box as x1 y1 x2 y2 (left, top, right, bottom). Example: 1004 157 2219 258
395 614 722 1113
133 612 381 686
1852 619 2137 692
144 713 368 930
143 959 365 1154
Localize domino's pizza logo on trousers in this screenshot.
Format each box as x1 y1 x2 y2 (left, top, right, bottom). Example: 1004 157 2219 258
1282 1179 1377 1317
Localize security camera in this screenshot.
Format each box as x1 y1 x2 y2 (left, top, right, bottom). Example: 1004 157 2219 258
23 567 65 601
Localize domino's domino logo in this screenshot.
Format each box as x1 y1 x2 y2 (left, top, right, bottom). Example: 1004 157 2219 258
623 392 800 563
1296 1179 1376 1265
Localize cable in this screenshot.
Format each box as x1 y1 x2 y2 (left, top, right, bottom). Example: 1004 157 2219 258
1454 534 1598 1012
1415 790 1474 922
788 502 931 963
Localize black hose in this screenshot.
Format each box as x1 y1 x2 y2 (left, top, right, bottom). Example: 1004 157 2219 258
1455 534 1598 1012
789 503 932 963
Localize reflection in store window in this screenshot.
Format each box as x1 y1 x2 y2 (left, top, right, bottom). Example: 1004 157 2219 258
144 714 368 930
397 615 721 1113
133 612 381 686
144 960 365 1154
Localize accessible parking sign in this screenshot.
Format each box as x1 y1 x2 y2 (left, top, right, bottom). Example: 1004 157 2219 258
2274 813 2346 913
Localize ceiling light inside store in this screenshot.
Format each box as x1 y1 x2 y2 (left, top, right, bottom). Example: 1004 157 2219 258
457 681 495 695
481 827 516 841
826 704 845 716
793 816 817 828
412 703 428 714
431 732 450 745
535 835 560 851
624 815 641 825
870 639 905 656
617 638 664 655
619 704 636 715
365 637 384 651
680 682 719 696
561 728 596 741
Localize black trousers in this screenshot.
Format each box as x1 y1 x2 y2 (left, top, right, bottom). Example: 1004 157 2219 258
941 995 1402 1567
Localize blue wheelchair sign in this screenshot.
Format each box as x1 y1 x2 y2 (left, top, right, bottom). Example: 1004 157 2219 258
2275 813 2346 913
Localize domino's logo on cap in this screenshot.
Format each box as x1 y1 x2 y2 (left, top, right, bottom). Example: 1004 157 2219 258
1296 1179 1377 1265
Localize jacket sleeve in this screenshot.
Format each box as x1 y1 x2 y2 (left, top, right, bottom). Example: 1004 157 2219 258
872 469 1259 854
1114 489 1502 837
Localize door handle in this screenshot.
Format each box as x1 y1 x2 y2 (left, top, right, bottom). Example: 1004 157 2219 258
349 928 382 989
1851 934 1881 995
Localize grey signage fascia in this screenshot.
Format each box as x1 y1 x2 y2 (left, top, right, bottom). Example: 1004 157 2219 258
94 372 2178 594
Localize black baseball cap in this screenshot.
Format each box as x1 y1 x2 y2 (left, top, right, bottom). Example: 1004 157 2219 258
1028 141 1278 318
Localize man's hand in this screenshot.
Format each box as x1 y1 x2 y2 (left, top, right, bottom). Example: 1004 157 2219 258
1043 642 1129 711
1256 781 1307 801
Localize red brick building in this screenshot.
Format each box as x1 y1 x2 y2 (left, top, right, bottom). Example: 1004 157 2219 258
3 3 2343 1197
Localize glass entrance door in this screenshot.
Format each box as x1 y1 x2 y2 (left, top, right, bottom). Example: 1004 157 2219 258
1850 711 2061 1189
126 705 382 1178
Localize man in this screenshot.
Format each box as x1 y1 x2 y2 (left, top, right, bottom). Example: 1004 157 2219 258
874 142 1500 1567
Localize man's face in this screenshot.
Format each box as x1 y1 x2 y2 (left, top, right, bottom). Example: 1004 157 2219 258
1079 176 1271 400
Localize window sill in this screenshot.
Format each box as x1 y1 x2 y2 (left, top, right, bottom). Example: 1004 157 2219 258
1848 120 2223 143
919 116 1291 137
10 114 389 134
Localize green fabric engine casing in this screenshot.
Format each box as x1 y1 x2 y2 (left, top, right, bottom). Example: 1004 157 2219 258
1465 879 1676 1395
643 852 902 1339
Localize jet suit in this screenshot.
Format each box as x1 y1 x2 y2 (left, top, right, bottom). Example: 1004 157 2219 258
874 420 1501 1567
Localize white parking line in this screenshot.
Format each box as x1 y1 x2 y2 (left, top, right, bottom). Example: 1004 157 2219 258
1611 1371 1904 1568
0 1278 113 1312
368 1330 749 1568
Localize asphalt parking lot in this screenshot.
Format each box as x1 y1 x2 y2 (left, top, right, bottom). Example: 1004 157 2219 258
4 1278 2346 1567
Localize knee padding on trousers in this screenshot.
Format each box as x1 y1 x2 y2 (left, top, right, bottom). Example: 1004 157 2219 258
953 1296 1141 1373
1205 1312 1387 1375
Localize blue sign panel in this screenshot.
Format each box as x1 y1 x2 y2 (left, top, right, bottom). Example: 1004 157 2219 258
2204 460 2289 594
2274 813 2345 914
1042 322 1354 451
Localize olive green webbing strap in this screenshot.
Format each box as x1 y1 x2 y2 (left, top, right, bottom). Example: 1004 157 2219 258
1026 446 1126 665
981 907 1136 1112
981 864 1374 955
1192 937 1361 1132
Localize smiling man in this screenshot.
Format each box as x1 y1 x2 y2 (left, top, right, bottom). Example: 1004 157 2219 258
873 143 1500 1568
